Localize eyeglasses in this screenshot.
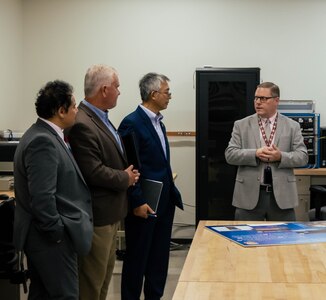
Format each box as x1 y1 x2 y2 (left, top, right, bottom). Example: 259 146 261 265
153 90 171 97
254 96 275 103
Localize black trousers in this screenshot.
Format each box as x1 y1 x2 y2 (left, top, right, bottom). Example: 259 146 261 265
121 204 175 300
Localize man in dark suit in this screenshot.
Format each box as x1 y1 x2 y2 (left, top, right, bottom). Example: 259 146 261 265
67 64 140 300
225 81 308 221
13 80 93 300
118 72 183 300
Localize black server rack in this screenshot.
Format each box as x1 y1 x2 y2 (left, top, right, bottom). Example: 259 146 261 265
196 67 260 224
281 113 320 168
320 127 326 168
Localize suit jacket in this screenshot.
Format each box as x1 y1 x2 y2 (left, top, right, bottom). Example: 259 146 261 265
118 106 183 212
13 119 93 255
225 113 308 210
67 102 129 226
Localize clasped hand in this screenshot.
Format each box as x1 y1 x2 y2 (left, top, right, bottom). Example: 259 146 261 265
256 144 281 162
125 165 140 186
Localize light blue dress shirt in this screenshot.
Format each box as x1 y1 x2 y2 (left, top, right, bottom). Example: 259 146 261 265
139 104 167 158
82 100 123 152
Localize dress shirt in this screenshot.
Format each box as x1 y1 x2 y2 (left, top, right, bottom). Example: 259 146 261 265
259 112 278 185
139 104 167 158
259 112 277 146
82 99 123 152
39 117 69 149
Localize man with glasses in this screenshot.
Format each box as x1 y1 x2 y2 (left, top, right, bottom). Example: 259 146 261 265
225 81 308 221
118 73 183 300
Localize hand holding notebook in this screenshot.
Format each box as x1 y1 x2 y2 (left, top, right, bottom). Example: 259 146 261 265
140 179 163 215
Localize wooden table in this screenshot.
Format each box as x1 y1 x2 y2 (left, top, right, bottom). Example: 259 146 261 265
173 220 326 299
294 168 326 176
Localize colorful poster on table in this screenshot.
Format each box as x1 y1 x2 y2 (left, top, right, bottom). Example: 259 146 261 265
206 221 326 247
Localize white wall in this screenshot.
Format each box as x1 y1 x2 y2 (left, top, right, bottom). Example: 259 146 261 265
19 0 326 131
2 0 326 237
0 0 23 129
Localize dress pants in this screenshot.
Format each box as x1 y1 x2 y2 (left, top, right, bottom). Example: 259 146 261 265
25 224 78 300
78 222 119 300
121 204 175 300
235 187 296 221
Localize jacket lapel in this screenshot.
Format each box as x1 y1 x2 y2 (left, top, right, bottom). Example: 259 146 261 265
251 113 284 147
37 119 88 186
249 114 261 148
274 113 284 146
56 135 88 186
136 106 168 161
160 121 170 162
79 103 127 163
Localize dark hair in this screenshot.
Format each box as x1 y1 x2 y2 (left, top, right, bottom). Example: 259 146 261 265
35 80 74 119
257 82 280 98
139 72 170 101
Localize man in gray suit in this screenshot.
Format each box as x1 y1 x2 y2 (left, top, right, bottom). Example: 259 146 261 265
225 82 308 221
67 64 140 300
13 80 93 299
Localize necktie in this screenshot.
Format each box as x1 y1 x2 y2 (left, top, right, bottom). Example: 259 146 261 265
264 119 273 185
265 119 271 140
64 136 72 151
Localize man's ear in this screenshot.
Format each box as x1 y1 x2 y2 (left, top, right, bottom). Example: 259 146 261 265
101 85 107 97
57 106 66 119
102 84 112 98
150 91 157 100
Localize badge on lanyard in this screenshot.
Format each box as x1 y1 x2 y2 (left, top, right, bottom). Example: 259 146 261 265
264 166 273 185
258 115 278 186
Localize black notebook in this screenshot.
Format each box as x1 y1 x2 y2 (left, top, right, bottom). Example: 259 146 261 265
121 132 141 169
141 179 163 212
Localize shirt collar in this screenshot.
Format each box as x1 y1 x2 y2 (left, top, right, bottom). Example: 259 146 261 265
82 99 108 122
260 112 278 124
39 118 64 141
139 104 163 122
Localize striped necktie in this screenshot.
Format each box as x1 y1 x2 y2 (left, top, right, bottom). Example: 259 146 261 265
265 119 271 140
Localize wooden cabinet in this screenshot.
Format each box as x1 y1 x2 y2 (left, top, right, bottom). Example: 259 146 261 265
294 169 326 221
295 175 310 221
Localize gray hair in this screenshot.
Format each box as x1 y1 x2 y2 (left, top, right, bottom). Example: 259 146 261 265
84 64 117 97
139 72 170 101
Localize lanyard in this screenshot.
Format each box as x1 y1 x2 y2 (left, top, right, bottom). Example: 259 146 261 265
258 114 278 147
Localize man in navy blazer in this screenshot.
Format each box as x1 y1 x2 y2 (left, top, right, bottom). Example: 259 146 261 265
14 81 93 299
119 72 183 300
